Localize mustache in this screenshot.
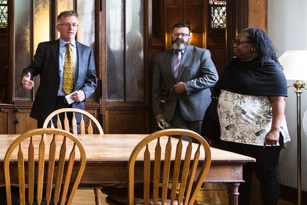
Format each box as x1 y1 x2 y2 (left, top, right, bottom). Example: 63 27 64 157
174 38 184 43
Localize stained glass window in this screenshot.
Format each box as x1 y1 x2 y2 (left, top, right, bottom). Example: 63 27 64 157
0 0 8 28
210 0 226 29
210 0 226 5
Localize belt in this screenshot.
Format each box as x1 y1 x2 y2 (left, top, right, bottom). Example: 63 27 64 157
56 96 68 104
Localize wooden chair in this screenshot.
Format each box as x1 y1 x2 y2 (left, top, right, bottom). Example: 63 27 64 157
43 108 103 205
127 128 212 205
42 108 103 136
4 128 86 205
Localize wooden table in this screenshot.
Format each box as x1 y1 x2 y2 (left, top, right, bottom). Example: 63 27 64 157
0 134 255 205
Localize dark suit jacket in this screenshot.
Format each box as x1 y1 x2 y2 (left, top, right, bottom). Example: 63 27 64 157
152 45 218 122
22 39 97 122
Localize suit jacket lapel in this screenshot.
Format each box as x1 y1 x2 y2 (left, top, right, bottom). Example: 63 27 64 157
51 40 60 76
177 45 193 80
163 50 177 82
75 41 82 88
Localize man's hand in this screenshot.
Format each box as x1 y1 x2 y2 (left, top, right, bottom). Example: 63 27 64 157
22 72 34 90
71 90 85 102
173 82 186 94
155 114 164 123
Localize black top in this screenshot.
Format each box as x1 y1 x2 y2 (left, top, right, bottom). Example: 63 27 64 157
215 58 288 97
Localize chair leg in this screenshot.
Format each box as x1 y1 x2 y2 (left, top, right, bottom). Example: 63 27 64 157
94 188 101 205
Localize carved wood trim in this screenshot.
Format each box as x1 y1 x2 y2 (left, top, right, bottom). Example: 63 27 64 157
226 0 249 63
8 0 14 104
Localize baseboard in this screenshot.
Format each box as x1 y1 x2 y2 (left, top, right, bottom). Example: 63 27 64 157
280 184 307 204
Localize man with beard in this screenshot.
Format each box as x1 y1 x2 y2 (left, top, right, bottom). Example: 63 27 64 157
152 23 218 138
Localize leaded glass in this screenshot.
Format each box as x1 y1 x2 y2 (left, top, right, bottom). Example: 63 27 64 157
0 1 8 4
211 6 226 28
209 0 226 5
0 5 7 28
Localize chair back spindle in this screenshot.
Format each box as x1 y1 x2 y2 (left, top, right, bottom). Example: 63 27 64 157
128 129 211 205
43 108 103 135
4 128 86 205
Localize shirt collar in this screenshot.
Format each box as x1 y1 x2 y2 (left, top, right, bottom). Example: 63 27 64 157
59 38 76 48
172 49 185 55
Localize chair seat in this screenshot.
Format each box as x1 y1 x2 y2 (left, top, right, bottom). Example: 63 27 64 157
102 186 185 205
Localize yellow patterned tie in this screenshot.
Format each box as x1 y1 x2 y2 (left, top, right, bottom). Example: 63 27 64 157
63 43 74 94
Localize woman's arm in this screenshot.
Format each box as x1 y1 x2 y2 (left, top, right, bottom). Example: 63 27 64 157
264 96 287 147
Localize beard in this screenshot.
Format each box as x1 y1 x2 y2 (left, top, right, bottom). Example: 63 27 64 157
171 38 190 50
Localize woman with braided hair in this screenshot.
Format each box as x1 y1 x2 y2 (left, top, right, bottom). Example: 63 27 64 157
215 28 290 205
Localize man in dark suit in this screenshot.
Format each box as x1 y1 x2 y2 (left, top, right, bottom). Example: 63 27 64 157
21 10 97 128
152 23 218 137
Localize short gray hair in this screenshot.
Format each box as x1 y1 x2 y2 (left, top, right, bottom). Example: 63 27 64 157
57 10 79 23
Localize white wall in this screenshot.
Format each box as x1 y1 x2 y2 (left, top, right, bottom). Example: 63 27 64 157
268 0 307 191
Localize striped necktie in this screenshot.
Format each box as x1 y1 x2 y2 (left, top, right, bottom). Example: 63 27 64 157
63 43 74 94
173 50 182 79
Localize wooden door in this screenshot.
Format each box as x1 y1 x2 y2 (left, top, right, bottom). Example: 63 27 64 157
103 0 152 134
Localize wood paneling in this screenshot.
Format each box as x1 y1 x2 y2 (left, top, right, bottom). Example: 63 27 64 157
248 0 268 33
104 109 147 134
209 48 226 76
187 6 204 31
0 32 8 103
166 7 184 32
15 109 37 134
0 109 10 134
166 0 184 6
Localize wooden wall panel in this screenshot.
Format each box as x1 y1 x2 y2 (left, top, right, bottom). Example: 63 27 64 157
166 7 184 32
209 48 226 76
190 33 203 49
15 109 37 134
186 6 203 32
187 0 204 5
0 111 9 134
248 0 268 33
104 109 147 134
0 32 8 103
166 0 184 6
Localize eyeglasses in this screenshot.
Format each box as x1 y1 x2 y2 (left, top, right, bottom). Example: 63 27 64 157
232 39 250 46
58 23 78 28
172 33 190 37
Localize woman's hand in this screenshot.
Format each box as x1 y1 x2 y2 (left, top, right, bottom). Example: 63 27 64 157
264 96 286 148
264 129 280 147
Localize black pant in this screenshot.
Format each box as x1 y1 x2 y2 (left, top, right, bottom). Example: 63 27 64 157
37 98 81 133
221 137 283 205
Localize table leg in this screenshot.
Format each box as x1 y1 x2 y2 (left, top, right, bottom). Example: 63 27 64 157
94 188 101 205
227 183 240 205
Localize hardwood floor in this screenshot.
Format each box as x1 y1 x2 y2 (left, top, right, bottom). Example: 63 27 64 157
72 183 295 205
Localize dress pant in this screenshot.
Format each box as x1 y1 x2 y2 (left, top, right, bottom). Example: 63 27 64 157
221 136 283 205
169 101 202 141
37 96 79 133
